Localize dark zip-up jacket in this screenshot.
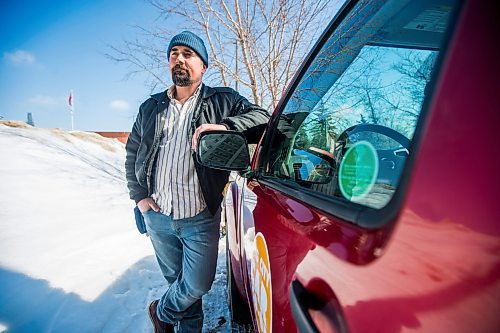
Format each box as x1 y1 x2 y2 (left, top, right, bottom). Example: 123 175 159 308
125 84 269 215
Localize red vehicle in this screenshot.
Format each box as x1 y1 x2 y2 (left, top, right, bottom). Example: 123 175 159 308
197 0 500 332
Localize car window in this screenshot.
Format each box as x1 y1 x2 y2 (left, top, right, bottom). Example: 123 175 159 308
263 0 457 210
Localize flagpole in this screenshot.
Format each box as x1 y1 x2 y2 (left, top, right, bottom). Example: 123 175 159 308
69 90 74 131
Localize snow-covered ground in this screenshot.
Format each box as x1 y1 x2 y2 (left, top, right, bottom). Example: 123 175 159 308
0 122 230 333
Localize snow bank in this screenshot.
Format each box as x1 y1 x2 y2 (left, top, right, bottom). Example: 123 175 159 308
0 122 230 332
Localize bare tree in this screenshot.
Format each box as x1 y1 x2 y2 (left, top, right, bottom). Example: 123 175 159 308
108 0 341 111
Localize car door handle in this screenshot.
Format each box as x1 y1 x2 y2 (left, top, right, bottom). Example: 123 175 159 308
290 280 348 333
290 280 320 333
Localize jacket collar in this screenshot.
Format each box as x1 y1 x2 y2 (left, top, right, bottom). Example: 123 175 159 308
150 83 215 108
150 89 168 102
201 84 216 99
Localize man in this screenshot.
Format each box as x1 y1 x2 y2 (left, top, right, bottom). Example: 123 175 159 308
125 31 269 333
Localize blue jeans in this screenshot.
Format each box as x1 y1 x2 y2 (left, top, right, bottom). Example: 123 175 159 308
142 208 220 333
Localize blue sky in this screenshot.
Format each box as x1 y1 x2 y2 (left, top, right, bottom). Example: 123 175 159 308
0 0 167 131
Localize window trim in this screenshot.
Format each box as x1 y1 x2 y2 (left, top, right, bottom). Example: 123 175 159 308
254 0 464 229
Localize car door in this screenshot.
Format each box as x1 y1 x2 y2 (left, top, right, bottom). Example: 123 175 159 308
236 0 463 332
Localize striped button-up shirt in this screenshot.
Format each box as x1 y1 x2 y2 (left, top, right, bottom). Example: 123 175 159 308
151 85 206 219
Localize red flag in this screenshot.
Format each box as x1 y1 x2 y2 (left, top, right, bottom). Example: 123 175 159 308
68 91 73 107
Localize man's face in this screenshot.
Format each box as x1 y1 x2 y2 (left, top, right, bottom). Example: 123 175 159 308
169 45 206 87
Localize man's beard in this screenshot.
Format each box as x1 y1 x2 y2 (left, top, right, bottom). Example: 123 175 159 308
172 65 195 87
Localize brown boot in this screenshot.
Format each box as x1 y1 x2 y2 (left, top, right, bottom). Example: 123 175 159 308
148 300 175 333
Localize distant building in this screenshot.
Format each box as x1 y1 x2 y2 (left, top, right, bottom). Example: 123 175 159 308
93 132 130 144
27 113 35 126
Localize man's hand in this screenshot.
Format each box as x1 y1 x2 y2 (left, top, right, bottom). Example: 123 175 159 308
137 197 160 213
191 124 228 151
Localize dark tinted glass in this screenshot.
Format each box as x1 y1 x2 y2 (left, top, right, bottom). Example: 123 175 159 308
263 0 457 209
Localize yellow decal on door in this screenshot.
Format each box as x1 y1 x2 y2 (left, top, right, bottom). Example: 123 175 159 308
251 232 272 333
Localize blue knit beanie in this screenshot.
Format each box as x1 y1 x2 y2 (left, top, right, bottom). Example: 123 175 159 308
168 31 209 67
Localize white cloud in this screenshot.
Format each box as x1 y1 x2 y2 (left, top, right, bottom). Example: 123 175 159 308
29 95 58 107
4 50 36 65
109 99 130 111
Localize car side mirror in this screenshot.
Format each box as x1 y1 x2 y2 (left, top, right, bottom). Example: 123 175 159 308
196 130 251 171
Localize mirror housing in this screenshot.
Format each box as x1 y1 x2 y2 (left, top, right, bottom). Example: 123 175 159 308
196 130 251 171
